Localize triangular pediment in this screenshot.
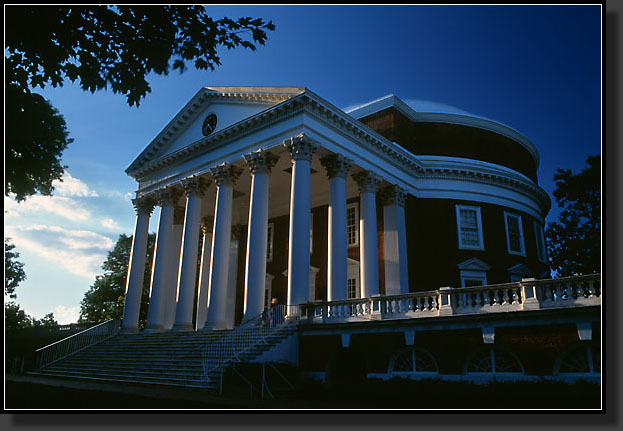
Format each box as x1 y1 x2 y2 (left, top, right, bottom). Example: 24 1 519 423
458 258 492 271
507 263 533 277
126 87 305 175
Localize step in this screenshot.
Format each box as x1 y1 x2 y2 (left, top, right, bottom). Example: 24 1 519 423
27 371 217 390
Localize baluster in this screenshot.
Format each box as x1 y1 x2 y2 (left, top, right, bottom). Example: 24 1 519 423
479 289 488 306
406 297 413 311
510 287 519 304
587 280 596 298
431 295 438 310
501 289 510 305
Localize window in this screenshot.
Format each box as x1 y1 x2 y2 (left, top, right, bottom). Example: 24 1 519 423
458 258 491 288
460 271 487 287
534 222 547 263
346 203 359 246
389 347 439 376
555 343 600 375
310 212 314 254
347 278 358 299
504 212 525 256
266 223 274 262
456 205 484 250
464 347 523 375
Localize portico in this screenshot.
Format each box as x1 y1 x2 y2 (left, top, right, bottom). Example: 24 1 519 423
122 129 410 333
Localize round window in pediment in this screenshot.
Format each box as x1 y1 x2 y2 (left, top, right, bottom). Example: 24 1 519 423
202 113 217 136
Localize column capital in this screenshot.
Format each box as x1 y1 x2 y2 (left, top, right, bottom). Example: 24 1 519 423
155 186 182 207
283 133 318 162
244 149 279 175
210 163 243 187
181 175 210 197
200 215 214 234
320 154 352 179
352 171 382 193
132 195 156 216
379 184 407 207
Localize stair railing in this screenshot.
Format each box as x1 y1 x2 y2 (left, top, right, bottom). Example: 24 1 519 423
185 304 297 392
35 319 121 369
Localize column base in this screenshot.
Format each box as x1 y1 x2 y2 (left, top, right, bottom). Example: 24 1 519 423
120 326 139 334
143 324 165 333
171 323 195 332
203 320 229 331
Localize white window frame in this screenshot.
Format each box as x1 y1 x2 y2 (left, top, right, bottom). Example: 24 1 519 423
504 211 526 256
456 205 484 250
347 278 358 299
310 212 313 254
460 270 488 287
346 202 359 247
266 222 274 262
534 221 547 263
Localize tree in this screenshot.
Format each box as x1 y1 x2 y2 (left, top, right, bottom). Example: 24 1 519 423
5 5 275 201
5 238 26 299
546 155 600 276
79 233 156 327
5 302 58 331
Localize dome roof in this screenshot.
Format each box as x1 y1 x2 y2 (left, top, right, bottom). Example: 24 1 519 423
344 94 539 167
403 99 473 116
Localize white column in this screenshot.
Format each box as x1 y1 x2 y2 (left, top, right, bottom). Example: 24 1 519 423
242 149 278 322
320 154 352 301
204 163 242 330
353 171 381 298
225 225 243 329
284 134 317 316
173 176 209 331
145 187 180 332
122 195 155 333
163 216 183 330
196 216 214 330
381 185 409 295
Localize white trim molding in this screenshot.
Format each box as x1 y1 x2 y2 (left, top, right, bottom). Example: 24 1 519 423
504 211 526 256
456 205 485 250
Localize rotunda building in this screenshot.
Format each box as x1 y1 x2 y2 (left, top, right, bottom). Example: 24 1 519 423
122 87 551 333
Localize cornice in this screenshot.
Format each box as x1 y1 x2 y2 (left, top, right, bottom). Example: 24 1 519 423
418 163 551 214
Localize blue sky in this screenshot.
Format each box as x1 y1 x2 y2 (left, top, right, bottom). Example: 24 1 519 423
5 5 601 323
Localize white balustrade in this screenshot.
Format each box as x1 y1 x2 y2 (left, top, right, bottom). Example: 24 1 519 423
298 274 601 323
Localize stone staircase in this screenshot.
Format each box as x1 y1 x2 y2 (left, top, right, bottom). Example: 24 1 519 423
28 321 299 392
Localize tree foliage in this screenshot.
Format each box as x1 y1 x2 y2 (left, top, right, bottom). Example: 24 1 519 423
5 302 58 331
5 238 26 299
79 233 156 327
5 5 275 201
546 155 600 276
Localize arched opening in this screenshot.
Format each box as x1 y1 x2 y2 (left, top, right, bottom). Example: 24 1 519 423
387 346 439 378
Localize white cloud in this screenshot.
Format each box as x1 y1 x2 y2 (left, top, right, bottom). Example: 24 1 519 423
53 305 81 325
5 225 115 279
101 218 121 231
52 172 98 197
4 194 91 222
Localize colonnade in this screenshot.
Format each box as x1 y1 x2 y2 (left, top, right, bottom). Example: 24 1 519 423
122 134 409 333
